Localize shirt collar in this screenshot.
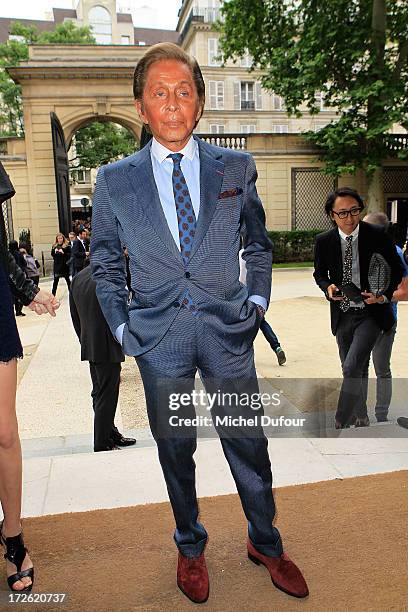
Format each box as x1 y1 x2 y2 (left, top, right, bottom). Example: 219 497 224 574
338 224 359 242
151 136 197 164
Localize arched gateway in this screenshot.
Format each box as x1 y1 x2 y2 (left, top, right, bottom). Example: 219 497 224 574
5 44 144 253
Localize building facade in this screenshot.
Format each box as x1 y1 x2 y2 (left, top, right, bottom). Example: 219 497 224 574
0 0 406 259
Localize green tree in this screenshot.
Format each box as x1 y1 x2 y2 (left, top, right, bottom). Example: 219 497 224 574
0 21 95 136
70 121 136 172
219 0 408 211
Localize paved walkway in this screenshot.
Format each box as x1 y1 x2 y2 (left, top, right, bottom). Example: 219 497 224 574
13 270 408 518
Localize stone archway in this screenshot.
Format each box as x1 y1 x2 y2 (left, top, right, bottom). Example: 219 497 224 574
6 44 145 253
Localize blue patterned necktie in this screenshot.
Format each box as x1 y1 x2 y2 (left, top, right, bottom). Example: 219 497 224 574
168 153 196 311
340 235 353 312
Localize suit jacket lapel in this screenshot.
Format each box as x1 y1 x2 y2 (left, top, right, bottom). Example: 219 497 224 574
189 137 224 261
332 229 343 281
127 144 182 263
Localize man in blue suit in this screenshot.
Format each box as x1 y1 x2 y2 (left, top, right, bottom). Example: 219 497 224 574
91 43 308 603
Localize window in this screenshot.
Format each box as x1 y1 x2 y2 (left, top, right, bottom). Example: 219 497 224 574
315 91 326 111
138 41 146 46
9 35 25 42
234 82 262 110
121 35 130 45
208 38 221 66
240 52 252 68
75 169 91 184
240 82 254 110
272 124 288 133
89 5 112 44
272 93 284 111
208 81 224 110
240 125 256 133
209 124 225 134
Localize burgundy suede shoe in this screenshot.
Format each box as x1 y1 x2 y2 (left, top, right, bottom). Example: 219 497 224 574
177 552 209 604
247 539 309 598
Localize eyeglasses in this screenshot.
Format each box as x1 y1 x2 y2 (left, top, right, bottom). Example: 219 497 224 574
332 207 362 219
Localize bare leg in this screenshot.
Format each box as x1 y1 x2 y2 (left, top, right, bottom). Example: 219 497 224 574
0 360 33 590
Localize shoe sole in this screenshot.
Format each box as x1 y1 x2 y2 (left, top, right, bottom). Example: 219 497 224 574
177 582 209 604
248 552 309 599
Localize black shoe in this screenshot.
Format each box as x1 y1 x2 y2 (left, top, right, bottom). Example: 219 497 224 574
397 417 408 430
110 432 136 447
16 313 26 317
0 521 34 592
94 444 120 452
355 416 370 427
275 347 286 366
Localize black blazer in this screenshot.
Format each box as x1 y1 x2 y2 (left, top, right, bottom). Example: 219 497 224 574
313 221 404 334
69 266 124 363
71 238 87 272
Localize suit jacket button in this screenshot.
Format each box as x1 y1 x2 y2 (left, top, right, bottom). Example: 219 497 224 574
173 301 180 308
185 272 191 279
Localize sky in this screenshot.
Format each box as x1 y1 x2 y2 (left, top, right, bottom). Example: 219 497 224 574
0 0 182 31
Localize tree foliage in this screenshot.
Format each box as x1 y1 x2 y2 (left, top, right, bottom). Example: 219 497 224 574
219 0 408 181
0 21 96 136
71 121 136 171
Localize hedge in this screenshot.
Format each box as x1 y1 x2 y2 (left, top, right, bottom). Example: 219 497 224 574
267 229 324 263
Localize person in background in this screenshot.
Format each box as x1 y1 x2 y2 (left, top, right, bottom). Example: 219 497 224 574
313 188 403 428
20 248 40 287
51 233 71 296
71 228 88 277
69 260 136 452
239 248 286 365
8 241 26 317
363 212 408 422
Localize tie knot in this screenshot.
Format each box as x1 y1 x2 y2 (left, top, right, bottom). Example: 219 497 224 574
168 153 183 166
346 235 353 244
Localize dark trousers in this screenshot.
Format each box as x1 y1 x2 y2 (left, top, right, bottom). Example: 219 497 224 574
260 319 280 351
370 322 397 420
89 362 121 449
52 275 71 295
136 307 282 559
335 309 381 423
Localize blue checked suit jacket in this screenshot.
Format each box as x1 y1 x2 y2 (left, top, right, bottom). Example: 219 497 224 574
91 136 272 356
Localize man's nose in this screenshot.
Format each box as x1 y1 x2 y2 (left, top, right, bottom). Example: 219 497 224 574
167 91 179 110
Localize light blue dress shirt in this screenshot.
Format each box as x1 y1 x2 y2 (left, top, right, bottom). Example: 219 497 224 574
115 136 266 344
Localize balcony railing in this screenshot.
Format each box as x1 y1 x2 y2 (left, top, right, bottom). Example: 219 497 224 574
241 100 255 111
384 134 408 153
179 7 222 43
198 134 247 150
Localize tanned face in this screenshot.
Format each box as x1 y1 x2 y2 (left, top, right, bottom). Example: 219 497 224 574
135 59 203 152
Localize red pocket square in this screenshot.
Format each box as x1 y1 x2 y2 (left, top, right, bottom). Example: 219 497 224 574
219 188 243 199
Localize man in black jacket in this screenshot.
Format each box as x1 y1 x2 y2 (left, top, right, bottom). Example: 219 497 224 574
69 262 136 451
70 229 89 277
313 187 404 428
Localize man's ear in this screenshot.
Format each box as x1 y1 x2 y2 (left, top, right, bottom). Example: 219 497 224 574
134 99 147 124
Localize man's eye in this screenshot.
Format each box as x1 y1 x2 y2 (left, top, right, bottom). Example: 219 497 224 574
155 91 166 97
179 90 190 96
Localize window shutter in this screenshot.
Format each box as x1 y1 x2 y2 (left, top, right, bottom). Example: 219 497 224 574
234 82 241 110
255 82 262 110
209 80 217 109
217 81 224 110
